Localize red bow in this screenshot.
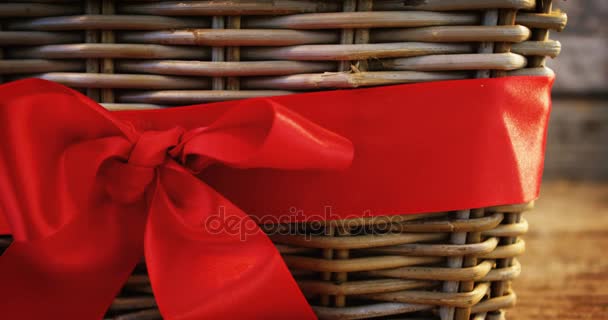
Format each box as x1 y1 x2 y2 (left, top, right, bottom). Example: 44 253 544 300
0 79 352 319
0 75 553 319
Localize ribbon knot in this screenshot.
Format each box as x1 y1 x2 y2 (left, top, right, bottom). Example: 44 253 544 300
103 127 188 204
128 127 185 168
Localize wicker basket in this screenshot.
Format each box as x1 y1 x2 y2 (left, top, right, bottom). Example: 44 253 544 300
0 0 567 319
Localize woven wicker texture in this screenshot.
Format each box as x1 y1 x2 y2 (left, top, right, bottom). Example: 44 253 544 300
0 0 566 319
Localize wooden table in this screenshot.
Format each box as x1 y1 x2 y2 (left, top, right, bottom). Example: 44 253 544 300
510 181 608 319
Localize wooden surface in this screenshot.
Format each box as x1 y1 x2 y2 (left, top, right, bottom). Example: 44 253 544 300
510 181 608 319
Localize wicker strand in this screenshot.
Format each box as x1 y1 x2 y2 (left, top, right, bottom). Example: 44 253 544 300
100 0 114 103
328 1 359 307
211 16 225 90
475 10 499 78
337 0 356 72
334 226 350 307
226 16 241 90
440 210 471 320
320 222 334 307
0 21 4 84
491 9 518 78
454 208 486 320
84 0 100 101
527 0 553 68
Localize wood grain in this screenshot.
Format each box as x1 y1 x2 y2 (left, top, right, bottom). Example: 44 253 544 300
510 181 608 320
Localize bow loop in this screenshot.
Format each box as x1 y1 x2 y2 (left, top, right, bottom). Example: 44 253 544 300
173 98 354 171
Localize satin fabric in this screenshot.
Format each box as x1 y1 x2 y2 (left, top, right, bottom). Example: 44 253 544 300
0 76 553 319
120 75 554 220
0 79 350 319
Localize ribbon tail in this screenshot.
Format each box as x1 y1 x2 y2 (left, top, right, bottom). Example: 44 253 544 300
145 164 316 320
0 202 146 319
0 78 152 319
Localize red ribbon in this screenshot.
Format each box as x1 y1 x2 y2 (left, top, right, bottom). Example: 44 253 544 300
0 76 553 319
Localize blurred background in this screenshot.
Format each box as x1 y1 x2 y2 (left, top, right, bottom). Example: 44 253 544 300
511 1 608 319
544 0 607 180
